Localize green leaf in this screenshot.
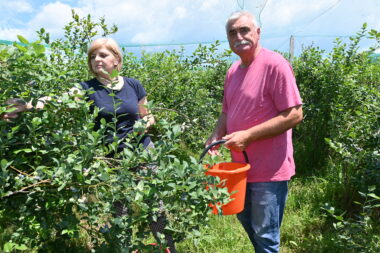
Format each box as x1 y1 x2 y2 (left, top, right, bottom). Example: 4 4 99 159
32 117 42 126
14 148 33 154
135 192 143 201
1 159 12 170
32 43 45 54
58 182 67 191
3 242 14 252
368 185 376 192
110 69 119 79
17 35 29 44
15 244 28 251
13 43 27 52
367 193 380 200
98 173 109 181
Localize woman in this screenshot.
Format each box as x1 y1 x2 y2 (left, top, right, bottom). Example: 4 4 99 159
82 38 155 152
2 38 176 252
82 38 176 252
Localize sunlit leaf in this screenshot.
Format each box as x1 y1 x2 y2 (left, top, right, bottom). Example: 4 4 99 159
17 35 29 44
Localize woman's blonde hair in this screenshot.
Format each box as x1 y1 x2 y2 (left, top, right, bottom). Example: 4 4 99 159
87 38 123 75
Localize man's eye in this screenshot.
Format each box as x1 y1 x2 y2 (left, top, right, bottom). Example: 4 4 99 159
240 27 250 33
229 30 237 36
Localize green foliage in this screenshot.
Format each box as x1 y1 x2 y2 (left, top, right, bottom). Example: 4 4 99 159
322 187 380 252
293 24 380 196
0 11 230 252
1 8 380 252
122 42 232 150
287 24 380 252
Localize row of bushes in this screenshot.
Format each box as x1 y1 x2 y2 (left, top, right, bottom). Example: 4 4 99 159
1 10 379 252
0 12 231 252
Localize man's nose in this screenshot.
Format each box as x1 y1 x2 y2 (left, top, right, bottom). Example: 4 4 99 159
236 32 244 40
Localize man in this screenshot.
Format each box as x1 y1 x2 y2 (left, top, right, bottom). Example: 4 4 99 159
206 11 303 252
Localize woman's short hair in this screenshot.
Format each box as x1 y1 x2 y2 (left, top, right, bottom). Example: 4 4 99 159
87 38 123 75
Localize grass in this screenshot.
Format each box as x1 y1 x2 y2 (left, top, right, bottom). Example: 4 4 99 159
2 174 379 252
177 215 252 252
176 177 319 253
175 175 380 253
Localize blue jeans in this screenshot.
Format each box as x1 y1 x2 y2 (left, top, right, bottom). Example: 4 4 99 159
237 181 289 253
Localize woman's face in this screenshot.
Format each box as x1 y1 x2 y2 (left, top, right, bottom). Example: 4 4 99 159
90 46 119 78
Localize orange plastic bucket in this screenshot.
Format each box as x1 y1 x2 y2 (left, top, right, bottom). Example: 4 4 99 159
200 140 251 215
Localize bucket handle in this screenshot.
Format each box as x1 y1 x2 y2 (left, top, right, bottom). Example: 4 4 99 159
199 139 249 164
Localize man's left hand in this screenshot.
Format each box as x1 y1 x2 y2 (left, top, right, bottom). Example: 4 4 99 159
222 130 251 152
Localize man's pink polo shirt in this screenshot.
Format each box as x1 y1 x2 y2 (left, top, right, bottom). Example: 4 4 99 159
222 48 302 182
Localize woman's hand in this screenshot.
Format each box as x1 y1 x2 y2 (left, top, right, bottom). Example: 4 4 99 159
2 98 27 122
1 96 53 122
138 97 155 132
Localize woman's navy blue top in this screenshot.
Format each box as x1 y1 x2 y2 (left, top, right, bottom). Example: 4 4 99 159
80 77 152 152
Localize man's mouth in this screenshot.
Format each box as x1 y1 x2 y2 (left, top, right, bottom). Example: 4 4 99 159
234 40 250 47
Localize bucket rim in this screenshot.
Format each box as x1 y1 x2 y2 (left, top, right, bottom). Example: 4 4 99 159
206 163 250 174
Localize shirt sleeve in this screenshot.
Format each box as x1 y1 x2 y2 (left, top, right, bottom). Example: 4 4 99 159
79 81 89 90
269 60 302 112
128 78 147 101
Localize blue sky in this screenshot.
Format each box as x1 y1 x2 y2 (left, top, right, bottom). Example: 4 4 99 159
0 0 379 55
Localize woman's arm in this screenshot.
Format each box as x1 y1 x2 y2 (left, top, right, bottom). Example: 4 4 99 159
26 96 52 110
1 97 50 122
138 96 155 131
1 87 83 122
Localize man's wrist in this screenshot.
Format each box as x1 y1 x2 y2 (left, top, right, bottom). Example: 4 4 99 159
245 128 256 144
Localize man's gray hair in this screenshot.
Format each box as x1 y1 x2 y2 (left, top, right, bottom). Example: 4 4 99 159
225 11 259 31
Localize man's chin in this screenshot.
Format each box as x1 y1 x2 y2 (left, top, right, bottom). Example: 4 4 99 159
233 47 251 54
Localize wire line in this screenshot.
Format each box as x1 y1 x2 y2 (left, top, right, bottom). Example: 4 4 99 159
275 0 342 51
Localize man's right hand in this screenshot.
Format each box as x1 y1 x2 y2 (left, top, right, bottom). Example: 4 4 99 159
205 136 222 156
205 112 227 156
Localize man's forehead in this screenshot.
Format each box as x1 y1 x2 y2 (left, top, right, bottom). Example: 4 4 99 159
227 16 254 30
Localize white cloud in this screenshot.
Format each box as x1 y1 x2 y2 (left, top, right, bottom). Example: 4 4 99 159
0 1 86 41
261 0 340 29
75 0 202 43
365 14 380 30
0 0 34 29
27 2 83 39
174 6 187 19
1 0 378 54
0 0 33 13
0 27 27 41
200 0 222 11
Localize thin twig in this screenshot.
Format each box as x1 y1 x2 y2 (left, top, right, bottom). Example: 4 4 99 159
10 165 33 177
94 156 121 162
2 179 51 198
93 156 122 166
153 107 191 121
1 180 113 199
